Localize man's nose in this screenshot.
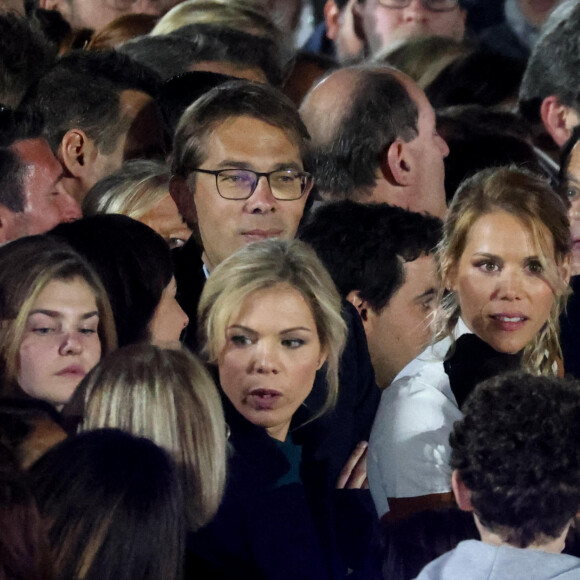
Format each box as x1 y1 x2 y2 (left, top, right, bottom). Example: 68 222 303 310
244 176 277 214
403 0 430 19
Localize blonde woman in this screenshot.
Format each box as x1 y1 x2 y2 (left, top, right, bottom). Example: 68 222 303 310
368 166 572 521
75 343 227 532
82 160 192 249
190 239 378 579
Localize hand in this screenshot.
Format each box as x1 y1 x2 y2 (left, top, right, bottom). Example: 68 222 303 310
336 441 368 489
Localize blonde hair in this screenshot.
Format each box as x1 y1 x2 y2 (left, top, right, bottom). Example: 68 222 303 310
77 344 227 531
82 159 170 221
151 0 278 39
434 166 571 375
198 239 347 420
0 236 117 398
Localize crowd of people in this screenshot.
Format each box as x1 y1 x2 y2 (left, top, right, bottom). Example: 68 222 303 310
1 0 580 578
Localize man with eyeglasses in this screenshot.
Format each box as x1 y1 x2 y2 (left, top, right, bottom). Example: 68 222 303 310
38 0 181 32
170 80 381 506
170 81 313 277
355 0 467 56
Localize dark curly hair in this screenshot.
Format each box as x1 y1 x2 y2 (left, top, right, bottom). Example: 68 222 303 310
450 372 580 548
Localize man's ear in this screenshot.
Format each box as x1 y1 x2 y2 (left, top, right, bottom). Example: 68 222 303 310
540 96 578 147
346 290 369 323
59 129 94 178
451 470 473 512
324 0 340 40
169 176 197 229
384 139 413 186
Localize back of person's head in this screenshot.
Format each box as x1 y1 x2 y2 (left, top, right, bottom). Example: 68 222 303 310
151 0 279 40
22 49 160 155
375 35 473 90
119 23 281 84
171 23 282 85
28 428 185 580
76 344 227 531
0 108 44 213
157 70 233 136
299 200 441 311
451 373 580 548
171 79 310 180
82 159 170 219
0 13 56 108
0 442 54 580
519 0 580 124
303 66 418 201
426 50 526 110
436 106 541 202
49 215 173 347
436 104 533 143
86 13 158 50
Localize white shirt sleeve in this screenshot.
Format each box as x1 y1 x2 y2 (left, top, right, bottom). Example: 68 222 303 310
367 348 463 516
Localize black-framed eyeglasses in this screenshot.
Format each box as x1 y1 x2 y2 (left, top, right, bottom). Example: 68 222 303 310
192 168 314 201
377 0 459 12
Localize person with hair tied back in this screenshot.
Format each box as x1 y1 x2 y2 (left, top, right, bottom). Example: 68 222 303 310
414 373 580 579
368 166 572 522
192 238 378 579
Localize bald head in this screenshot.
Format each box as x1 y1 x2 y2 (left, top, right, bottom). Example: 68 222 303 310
300 68 361 148
299 65 448 217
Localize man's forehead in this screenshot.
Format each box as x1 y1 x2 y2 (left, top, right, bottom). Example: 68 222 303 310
11 137 58 167
201 114 304 158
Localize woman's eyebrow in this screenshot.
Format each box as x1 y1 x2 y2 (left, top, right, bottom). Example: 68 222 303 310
29 310 99 319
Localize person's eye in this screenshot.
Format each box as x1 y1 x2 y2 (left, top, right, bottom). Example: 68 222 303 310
567 187 579 200
220 171 253 185
32 327 54 335
281 338 306 349
526 260 544 274
421 297 435 311
229 334 252 346
476 261 499 273
79 327 98 335
273 171 298 184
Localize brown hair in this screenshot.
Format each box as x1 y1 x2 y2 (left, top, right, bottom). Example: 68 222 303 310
171 79 311 180
0 236 117 399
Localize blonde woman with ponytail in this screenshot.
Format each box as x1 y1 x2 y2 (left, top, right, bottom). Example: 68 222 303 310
368 166 572 521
